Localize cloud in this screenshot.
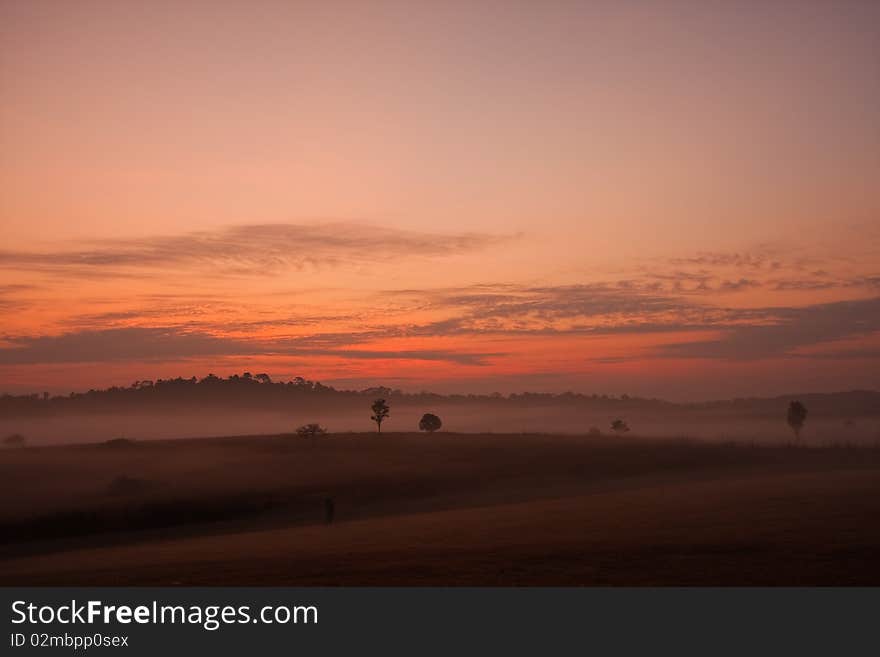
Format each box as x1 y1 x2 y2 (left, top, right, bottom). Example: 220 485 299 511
4 279 878 369
0 282 710 366
0 222 513 277
667 250 781 270
380 287 880 364
0 283 37 312
718 278 762 292
0 284 38 293
638 246 879 295
790 347 880 360
0 328 245 364
0 327 501 366
772 279 840 291
656 297 880 361
772 275 880 291
387 283 752 336
395 283 684 320
55 281 716 344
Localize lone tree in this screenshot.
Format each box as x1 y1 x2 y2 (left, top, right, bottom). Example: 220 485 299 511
371 398 390 433
610 419 630 436
419 413 442 433
324 497 335 524
296 423 327 439
786 401 808 441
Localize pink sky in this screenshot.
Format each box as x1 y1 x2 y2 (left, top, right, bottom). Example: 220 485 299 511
1 1 878 399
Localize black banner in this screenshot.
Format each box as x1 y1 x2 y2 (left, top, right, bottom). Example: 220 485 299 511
1 588 876 655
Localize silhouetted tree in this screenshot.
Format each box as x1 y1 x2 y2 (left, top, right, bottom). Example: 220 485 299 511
787 401 807 441
2 433 25 447
371 399 390 433
296 423 327 438
419 413 442 433
324 497 335 524
610 419 630 436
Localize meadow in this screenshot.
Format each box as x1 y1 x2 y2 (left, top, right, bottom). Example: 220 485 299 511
2 431 879 585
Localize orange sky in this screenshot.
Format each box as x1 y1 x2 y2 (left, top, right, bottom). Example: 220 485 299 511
1 1 878 399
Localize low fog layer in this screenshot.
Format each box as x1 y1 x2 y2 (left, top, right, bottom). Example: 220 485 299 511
3 402 879 446
3 377 878 445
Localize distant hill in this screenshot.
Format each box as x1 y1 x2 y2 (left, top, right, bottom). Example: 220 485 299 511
2 373 878 419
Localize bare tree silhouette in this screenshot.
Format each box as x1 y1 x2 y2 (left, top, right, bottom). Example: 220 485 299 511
371 398 390 433
324 497 335 524
787 401 808 441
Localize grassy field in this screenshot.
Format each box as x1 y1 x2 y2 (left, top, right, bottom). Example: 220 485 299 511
2 432 879 585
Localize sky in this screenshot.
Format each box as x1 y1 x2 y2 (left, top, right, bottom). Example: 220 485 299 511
1 0 878 400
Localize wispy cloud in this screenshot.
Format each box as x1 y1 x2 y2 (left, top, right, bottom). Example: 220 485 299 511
668 250 782 270
3 271 879 369
0 327 501 366
656 298 880 361
718 278 762 292
771 275 880 291
0 223 513 277
386 283 747 335
637 247 879 295
0 283 37 312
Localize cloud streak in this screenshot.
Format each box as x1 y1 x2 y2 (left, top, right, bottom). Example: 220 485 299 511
0 223 513 277
656 298 880 361
5 283 879 368
0 327 501 366
387 283 755 336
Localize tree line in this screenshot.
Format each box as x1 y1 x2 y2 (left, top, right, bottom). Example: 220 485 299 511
0 372 678 418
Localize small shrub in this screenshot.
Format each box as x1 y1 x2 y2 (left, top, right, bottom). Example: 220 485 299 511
296 423 328 438
2 433 25 447
610 419 630 436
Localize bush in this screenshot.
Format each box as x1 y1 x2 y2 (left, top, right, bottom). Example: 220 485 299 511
610 419 630 435
296 423 328 438
418 413 442 433
2 433 25 447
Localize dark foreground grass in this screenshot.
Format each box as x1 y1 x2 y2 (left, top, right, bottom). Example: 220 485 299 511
2 433 879 585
